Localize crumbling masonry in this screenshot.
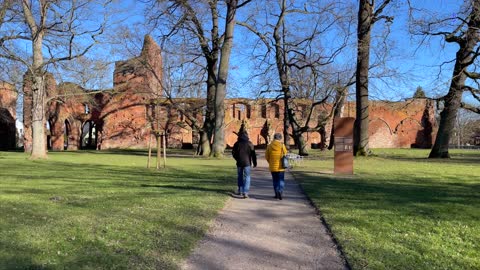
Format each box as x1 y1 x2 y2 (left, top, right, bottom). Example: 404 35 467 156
13 35 436 152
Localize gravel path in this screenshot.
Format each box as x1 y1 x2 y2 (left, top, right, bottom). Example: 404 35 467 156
181 157 348 270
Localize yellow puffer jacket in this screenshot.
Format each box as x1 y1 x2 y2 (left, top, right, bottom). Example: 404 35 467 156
265 140 287 172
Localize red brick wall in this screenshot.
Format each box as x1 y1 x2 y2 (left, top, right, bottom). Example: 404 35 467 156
21 35 436 152
0 82 17 149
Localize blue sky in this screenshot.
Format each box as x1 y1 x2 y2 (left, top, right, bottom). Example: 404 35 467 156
85 0 470 102
11 0 479 125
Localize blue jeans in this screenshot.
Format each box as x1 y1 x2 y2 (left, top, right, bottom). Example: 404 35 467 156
271 172 285 193
237 166 251 194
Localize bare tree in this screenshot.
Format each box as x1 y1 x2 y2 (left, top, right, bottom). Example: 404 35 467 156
0 0 109 159
0 1 12 28
54 55 112 91
354 0 393 156
452 108 480 146
410 0 480 158
148 0 251 157
237 0 354 155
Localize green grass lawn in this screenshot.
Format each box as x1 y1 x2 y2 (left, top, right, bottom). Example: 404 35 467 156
294 149 480 270
0 150 236 269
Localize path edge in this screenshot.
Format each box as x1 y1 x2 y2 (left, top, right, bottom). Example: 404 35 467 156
288 168 353 270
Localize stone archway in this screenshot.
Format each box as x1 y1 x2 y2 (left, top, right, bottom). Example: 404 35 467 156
63 120 71 150
369 118 394 148
81 120 97 150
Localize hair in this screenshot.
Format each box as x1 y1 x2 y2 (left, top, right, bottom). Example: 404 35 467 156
273 133 282 140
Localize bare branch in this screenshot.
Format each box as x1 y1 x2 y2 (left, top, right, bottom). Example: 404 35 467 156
460 102 480 113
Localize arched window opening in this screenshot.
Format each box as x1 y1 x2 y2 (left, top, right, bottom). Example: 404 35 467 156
232 103 250 120
261 104 267 118
63 120 71 150
81 120 97 149
46 120 52 150
272 104 280 118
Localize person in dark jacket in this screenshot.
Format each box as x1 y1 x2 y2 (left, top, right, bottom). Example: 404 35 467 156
232 131 257 198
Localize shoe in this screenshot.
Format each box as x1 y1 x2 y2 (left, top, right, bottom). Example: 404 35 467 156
274 191 279 199
278 192 283 200
243 193 249 199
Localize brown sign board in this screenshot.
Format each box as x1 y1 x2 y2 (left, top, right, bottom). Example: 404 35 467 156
334 117 354 175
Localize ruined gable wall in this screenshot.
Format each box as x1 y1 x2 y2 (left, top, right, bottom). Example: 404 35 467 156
0 82 17 119
46 83 100 151
341 99 435 148
222 99 325 149
35 33 435 151
219 98 435 150
24 35 164 151
99 35 162 149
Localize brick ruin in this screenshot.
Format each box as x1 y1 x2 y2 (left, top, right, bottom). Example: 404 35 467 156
14 35 435 152
0 82 17 150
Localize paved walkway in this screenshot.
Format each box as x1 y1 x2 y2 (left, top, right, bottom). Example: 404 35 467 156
181 157 348 270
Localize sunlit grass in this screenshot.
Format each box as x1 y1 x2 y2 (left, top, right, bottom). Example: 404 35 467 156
294 148 480 269
0 150 235 269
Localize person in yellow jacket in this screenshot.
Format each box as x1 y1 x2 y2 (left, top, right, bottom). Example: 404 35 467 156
265 133 288 200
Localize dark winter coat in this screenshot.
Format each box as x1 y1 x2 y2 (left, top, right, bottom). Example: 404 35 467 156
232 133 257 167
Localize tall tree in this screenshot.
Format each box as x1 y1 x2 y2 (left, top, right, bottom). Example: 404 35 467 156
238 0 354 155
211 0 244 157
354 0 393 156
150 0 251 157
0 0 108 159
410 0 480 158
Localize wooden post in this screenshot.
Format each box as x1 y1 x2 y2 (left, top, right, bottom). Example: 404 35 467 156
147 132 153 168
156 133 161 170
162 133 167 168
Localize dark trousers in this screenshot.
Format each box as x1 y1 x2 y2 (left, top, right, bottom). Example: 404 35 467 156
271 171 285 193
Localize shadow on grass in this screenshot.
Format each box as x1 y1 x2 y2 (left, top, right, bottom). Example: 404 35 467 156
140 184 231 195
54 149 210 159
369 149 480 165
0 154 234 269
295 168 480 269
297 172 480 214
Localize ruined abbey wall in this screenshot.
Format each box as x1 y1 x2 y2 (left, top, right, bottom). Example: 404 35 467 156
19 36 435 152
221 98 434 149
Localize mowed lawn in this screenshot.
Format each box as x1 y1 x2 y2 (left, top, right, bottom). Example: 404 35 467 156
0 150 236 269
294 149 480 270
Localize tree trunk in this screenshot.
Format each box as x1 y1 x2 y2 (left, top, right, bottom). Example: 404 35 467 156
429 0 480 158
30 74 48 159
23 1 48 159
429 93 462 158
211 0 238 157
283 95 290 149
354 0 373 156
202 58 217 156
29 29 48 159
293 131 309 156
198 130 211 156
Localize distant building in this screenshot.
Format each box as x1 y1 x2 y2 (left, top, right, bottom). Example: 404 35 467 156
473 133 480 146
18 35 436 152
